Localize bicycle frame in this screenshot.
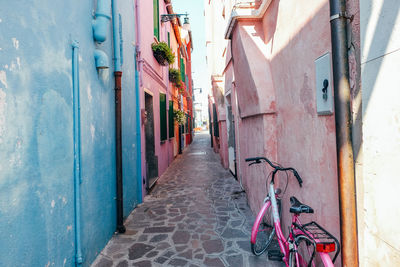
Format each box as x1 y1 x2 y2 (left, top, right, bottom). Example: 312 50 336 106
253 182 334 267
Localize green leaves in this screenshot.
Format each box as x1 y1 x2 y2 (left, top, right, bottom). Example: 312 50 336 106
151 42 175 66
173 109 186 125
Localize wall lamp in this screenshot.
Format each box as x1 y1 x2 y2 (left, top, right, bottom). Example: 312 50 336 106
161 13 190 31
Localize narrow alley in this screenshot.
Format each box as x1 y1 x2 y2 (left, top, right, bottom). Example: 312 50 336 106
91 132 283 267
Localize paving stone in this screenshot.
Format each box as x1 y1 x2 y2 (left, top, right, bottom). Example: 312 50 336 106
172 230 190 244
94 257 113 267
230 220 242 228
221 228 247 239
202 239 224 254
156 241 171 250
194 253 204 260
112 253 125 259
145 250 158 258
149 234 168 243
155 257 169 264
143 226 175 233
236 240 252 253
90 133 277 267
225 254 243 267
115 260 128 267
169 258 188 266
163 251 175 258
177 249 193 260
132 260 152 267
175 245 187 252
128 243 155 260
203 257 225 267
138 235 148 242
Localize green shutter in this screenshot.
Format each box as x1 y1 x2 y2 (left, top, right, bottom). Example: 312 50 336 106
213 104 219 137
160 93 167 141
153 0 159 40
168 101 174 138
180 57 186 82
168 32 170 47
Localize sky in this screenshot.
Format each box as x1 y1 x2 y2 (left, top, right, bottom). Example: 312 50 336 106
172 0 209 118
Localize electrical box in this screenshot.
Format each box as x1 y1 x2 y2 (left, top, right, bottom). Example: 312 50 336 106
315 53 334 115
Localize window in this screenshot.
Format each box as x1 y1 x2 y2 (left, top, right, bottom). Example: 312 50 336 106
180 57 186 82
168 100 174 138
153 0 160 40
160 93 167 141
213 103 219 137
167 32 170 47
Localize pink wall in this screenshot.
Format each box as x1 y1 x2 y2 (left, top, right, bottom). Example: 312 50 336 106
229 0 341 245
139 0 174 194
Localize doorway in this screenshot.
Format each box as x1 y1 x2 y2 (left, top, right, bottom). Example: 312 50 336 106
144 92 158 190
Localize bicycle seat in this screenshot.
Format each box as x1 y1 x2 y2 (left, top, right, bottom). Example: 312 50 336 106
289 196 314 214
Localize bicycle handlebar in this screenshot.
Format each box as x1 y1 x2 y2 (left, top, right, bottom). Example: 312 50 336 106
245 157 303 187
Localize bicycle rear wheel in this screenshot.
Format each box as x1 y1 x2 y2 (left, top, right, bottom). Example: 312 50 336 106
289 235 315 267
251 199 280 256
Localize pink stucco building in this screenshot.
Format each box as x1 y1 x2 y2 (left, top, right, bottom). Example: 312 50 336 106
206 0 400 265
136 0 193 194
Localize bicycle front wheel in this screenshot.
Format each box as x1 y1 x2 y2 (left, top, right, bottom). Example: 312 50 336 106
250 199 280 256
289 235 315 267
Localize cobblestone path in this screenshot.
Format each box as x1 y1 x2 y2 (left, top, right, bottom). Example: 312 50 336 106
91 132 283 267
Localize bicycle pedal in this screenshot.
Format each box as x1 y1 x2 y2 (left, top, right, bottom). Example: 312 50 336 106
267 250 283 261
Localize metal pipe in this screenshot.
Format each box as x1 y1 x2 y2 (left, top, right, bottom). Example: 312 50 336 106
112 0 125 233
92 0 111 43
328 0 359 266
135 0 144 201
72 40 83 266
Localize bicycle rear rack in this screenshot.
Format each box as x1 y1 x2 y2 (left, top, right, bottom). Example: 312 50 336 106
295 221 340 263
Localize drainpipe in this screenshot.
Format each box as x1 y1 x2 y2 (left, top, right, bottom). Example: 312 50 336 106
134 0 143 203
92 0 112 42
329 0 359 266
72 40 83 266
112 0 125 233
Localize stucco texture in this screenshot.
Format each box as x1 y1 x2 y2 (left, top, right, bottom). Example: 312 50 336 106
0 1 140 266
230 0 341 245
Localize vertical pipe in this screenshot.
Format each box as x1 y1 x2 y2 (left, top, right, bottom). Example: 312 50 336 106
328 0 359 266
72 40 83 266
112 0 125 233
135 0 144 201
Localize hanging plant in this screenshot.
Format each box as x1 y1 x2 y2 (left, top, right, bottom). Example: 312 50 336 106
173 110 186 125
151 42 175 66
169 68 182 87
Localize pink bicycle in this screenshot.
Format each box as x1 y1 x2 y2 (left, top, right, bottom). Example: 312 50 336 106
246 157 340 267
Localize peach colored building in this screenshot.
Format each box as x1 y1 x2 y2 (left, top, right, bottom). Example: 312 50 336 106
206 0 400 265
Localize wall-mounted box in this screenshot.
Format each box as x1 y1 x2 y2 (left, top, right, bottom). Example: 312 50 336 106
315 53 334 115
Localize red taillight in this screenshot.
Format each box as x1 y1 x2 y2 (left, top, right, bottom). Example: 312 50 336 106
316 243 335 253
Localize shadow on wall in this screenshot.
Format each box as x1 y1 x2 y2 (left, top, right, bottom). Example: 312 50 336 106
354 0 400 159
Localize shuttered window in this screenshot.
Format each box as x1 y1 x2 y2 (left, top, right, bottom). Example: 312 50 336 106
153 0 160 40
167 32 170 47
213 104 219 137
160 93 167 141
168 100 174 138
180 57 186 82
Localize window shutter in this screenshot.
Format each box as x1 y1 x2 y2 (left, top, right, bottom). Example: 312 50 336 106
160 93 167 141
168 100 174 138
213 104 219 137
153 0 159 40
180 57 185 82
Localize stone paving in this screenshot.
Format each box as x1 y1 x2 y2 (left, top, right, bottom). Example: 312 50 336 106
91 132 284 267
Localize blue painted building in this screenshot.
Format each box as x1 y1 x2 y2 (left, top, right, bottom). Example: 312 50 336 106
0 0 141 266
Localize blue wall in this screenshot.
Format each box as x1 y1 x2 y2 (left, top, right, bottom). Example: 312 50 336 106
0 1 140 266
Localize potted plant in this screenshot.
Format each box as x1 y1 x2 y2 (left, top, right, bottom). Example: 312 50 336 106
151 42 175 66
173 110 186 125
169 68 182 87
